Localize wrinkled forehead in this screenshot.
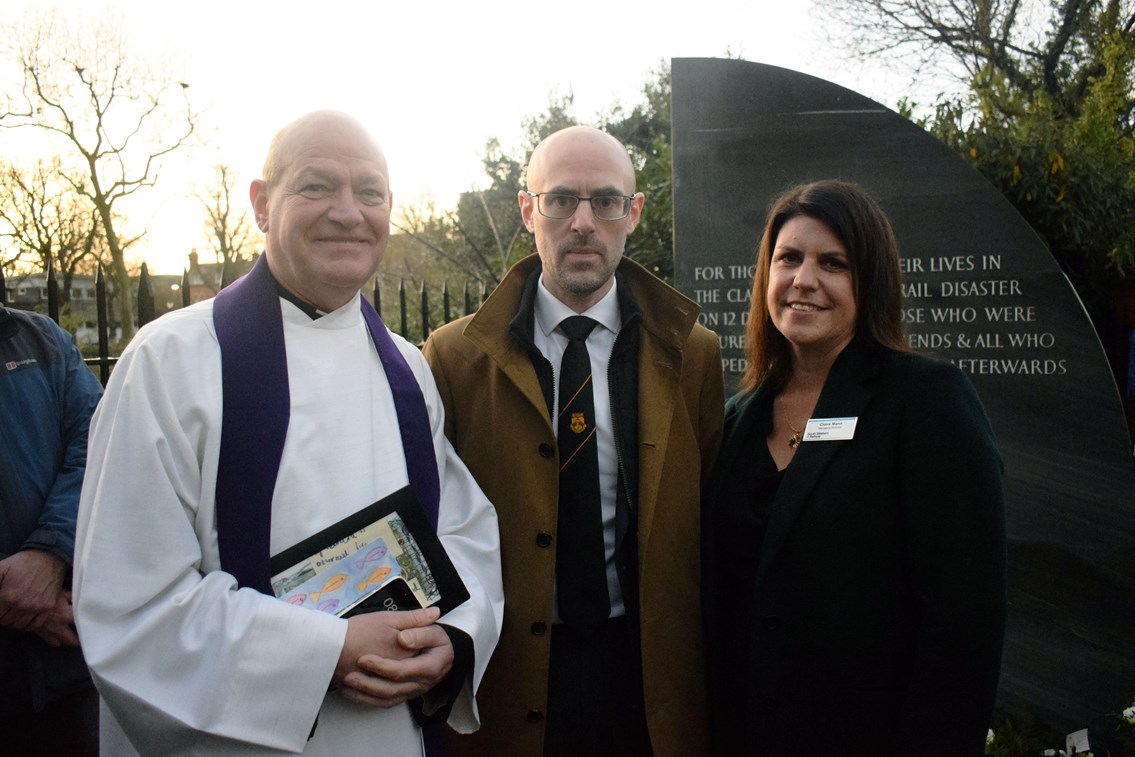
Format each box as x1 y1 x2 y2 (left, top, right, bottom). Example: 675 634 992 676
264 113 387 186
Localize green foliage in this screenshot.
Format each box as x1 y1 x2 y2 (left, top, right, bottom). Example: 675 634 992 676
623 136 673 281
398 66 677 293
983 709 1065 756
78 335 130 361
602 63 674 281
1114 697 1135 756
392 91 581 298
450 135 535 283
833 0 1135 376
374 220 481 343
889 2 1135 366
983 700 1135 756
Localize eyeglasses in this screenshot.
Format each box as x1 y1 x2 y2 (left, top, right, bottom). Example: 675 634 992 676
524 191 635 221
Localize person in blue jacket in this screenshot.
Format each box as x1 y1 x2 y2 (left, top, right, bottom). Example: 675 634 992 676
0 302 102 755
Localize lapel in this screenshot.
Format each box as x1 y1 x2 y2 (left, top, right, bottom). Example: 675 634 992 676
472 331 551 425
617 259 698 555
709 384 775 510
463 257 555 428
754 339 881 585
634 333 681 553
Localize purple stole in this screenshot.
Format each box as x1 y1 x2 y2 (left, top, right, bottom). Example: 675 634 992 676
211 253 440 590
212 254 447 752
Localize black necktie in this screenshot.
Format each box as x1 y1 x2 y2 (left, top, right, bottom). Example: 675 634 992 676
555 316 610 632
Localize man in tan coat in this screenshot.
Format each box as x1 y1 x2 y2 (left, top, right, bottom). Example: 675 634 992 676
423 125 724 756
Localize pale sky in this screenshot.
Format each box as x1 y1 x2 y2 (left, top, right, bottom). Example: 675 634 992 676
3 0 934 274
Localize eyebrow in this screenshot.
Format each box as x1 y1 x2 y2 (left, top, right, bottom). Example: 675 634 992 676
546 184 626 196
293 167 335 182
773 244 849 257
292 166 387 190
354 175 387 189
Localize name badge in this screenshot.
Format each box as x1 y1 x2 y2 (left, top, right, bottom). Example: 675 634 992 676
803 417 857 442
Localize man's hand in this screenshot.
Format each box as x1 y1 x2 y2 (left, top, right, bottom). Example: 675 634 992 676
0 550 80 646
335 606 455 708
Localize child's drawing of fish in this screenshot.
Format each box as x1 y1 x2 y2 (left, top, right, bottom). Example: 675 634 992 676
357 566 392 592
309 573 347 603
355 542 389 570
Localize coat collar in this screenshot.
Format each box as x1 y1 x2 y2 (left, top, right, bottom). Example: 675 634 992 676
465 254 701 357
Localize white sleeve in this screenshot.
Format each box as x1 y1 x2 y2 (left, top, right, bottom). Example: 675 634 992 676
398 339 504 732
73 317 347 755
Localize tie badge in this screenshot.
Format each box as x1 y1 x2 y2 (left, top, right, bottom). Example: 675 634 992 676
570 412 587 433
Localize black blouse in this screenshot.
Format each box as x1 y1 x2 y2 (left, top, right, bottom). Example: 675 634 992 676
709 403 784 724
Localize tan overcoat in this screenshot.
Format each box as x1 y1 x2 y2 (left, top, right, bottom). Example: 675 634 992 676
423 255 724 756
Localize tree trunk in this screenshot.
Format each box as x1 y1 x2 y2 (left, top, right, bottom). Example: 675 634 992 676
93 192 134 340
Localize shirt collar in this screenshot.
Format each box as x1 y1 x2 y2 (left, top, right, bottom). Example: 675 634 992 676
534 277 621 338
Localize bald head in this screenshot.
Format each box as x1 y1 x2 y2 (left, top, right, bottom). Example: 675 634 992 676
525 126 637 194
262 110 388 190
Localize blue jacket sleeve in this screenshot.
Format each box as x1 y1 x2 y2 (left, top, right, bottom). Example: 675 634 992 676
23 324 102 564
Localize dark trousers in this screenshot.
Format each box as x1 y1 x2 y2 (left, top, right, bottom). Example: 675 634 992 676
0 683 99 756
544 616 652 757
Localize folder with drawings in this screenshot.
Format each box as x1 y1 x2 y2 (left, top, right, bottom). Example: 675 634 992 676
269 485 470 617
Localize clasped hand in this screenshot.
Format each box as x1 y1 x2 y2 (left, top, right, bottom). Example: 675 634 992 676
334 606 454 708
0 549 80 647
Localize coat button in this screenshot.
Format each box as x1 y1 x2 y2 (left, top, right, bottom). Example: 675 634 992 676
526 709 544 723
538 443 554 458
531 621 547 635
536 532 553 548
761 615 782 631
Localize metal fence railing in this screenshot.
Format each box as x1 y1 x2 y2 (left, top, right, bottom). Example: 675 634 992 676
0 260 487 386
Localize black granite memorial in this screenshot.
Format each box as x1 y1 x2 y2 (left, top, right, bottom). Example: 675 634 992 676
672 56 1135 748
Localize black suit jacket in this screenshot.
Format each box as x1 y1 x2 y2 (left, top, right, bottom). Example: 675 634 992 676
703 339 1006 756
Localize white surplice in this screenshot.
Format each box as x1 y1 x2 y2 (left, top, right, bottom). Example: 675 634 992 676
73 295 503 756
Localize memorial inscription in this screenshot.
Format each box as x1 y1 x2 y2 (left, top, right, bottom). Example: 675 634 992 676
690 242 1066 378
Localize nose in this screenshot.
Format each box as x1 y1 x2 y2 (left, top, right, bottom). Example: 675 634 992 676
792 258 819 290
569 199 597 235
326 186 364 227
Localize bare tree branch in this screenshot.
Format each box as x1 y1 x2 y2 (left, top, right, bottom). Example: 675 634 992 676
196 163 256 268
0 9 197 338
0 158 108 289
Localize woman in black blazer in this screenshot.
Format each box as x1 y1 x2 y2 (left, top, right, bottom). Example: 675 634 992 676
703 180 1005 756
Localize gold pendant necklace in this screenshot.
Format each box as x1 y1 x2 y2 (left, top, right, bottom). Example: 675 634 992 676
778 394 808 449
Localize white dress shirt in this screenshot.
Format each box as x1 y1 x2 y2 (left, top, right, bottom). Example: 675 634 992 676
533 278 625 621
